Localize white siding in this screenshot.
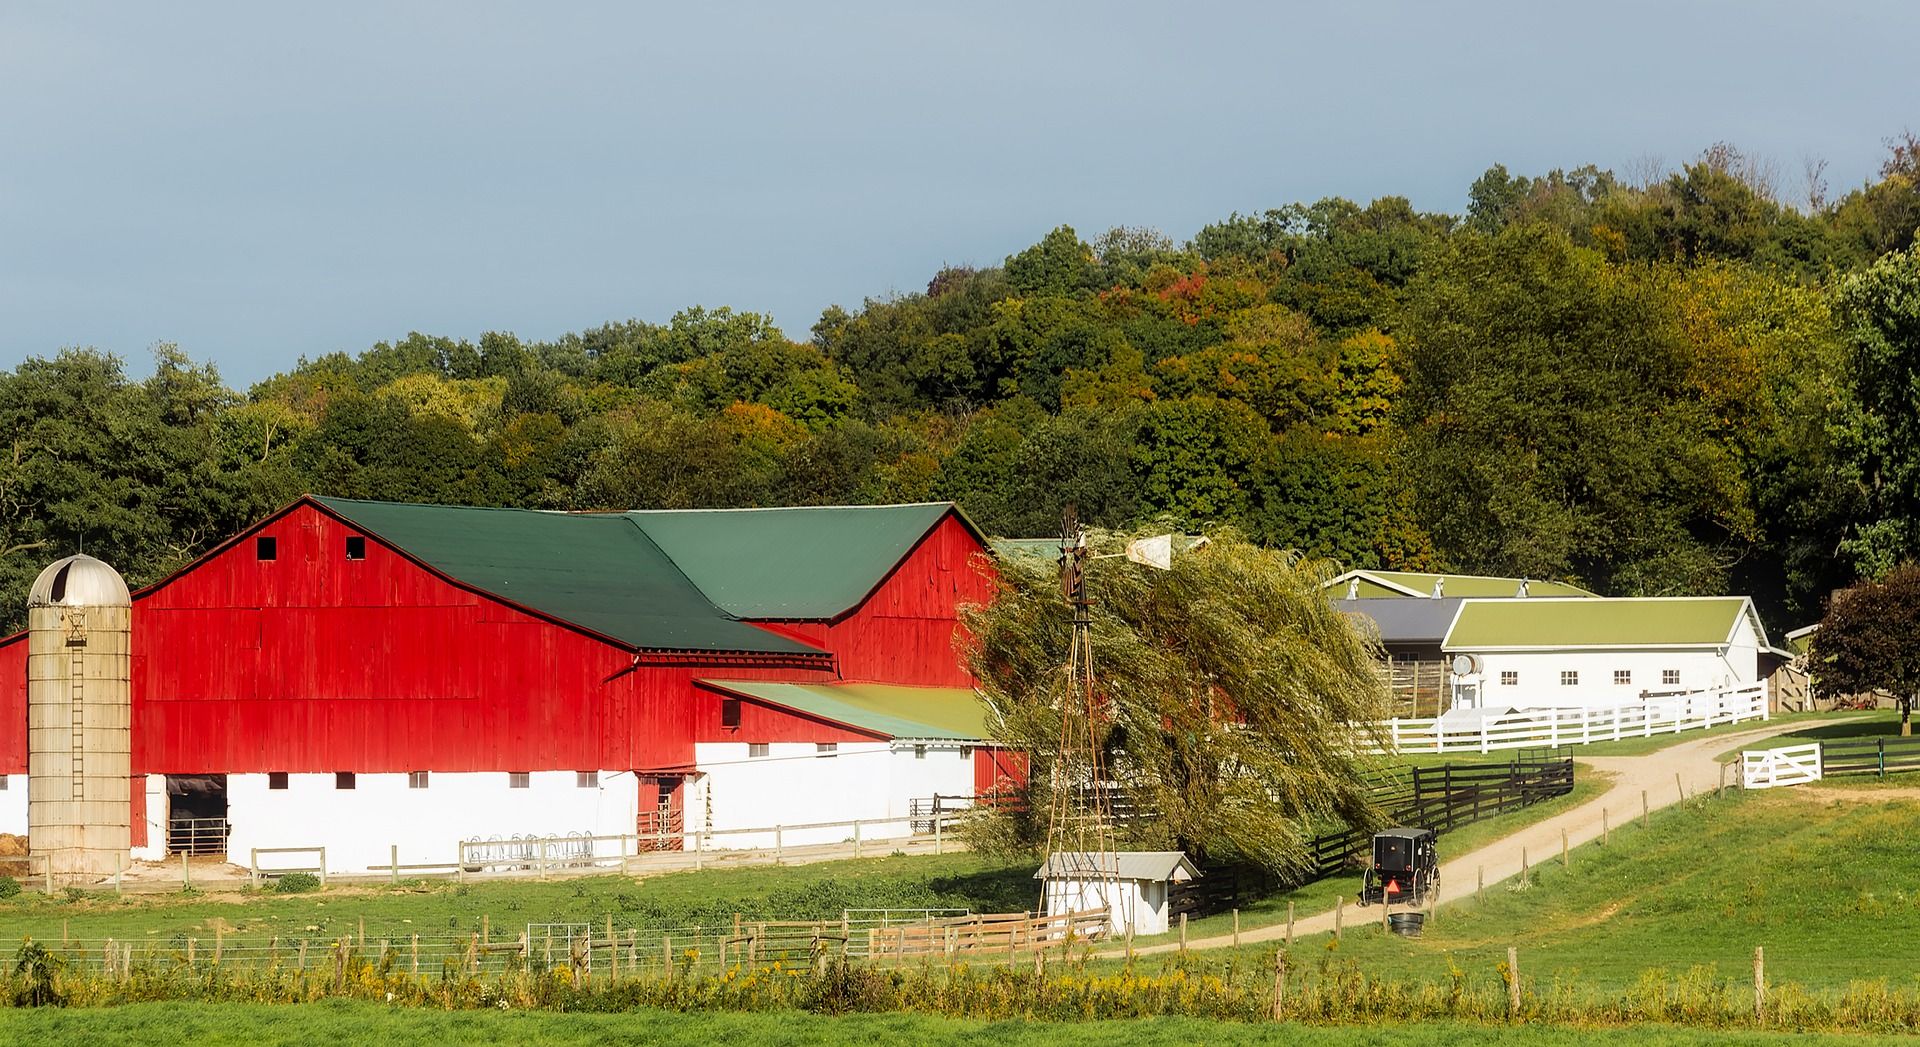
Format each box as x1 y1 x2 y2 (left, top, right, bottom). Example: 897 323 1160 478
0 774 24 836
1041 877 1166 935
1466 647 1758 710
688 739 977 850
225 770 636 875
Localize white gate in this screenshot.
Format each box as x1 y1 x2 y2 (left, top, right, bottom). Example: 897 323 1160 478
1741 742 1822 789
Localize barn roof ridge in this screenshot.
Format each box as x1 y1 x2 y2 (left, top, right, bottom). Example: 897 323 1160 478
309 495 829 657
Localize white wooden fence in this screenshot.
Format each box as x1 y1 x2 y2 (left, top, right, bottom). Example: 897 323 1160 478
1741 742 1822 789
1378 683 1769 754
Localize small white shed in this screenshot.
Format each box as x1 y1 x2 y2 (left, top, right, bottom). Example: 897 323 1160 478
1035 851 1200 937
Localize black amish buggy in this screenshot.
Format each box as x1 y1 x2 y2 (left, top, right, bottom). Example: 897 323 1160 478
1358 827 1437 906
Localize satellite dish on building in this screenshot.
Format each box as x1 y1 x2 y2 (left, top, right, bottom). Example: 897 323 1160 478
1450 654 1480 676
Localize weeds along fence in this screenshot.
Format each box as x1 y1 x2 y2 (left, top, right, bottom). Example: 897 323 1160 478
13 907 1112 982
10 938 1920 1032
1173 755 1574 918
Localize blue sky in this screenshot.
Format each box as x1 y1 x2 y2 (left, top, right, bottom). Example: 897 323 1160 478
3 1 1914 386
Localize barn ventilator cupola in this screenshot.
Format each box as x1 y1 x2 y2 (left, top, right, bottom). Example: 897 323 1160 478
26 553 132 885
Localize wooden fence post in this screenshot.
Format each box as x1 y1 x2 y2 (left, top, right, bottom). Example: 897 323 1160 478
1507 945 1521 1016
298 939 308 970
1285 901 1295 945
1333 896 1342 939
1179 912 1188 951
1520 847 1529 886
1271 949 1287 1020
1231 908 1240 949
1380 898 1389 933
214 926 223 965
1642 789 1649 829
390 844 399 885
1561 828 1569 868
934 813 943 855
775 825 783 864
1754 946 1766 1023
1476 865 1485 902
1675 772 1685 804
411 934 419 975
1602 808 1610 846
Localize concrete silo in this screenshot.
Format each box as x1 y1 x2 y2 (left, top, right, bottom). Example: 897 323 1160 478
26 553 132 884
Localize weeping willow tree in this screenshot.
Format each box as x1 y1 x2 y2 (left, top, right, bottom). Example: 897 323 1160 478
960 528 1393 877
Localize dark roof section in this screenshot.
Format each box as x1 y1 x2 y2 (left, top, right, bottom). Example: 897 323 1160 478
312 497 825 657
622 503 982 619
1336 597 1464 646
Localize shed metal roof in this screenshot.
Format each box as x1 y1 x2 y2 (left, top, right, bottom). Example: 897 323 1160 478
1033 851 1200 882
1443 597 1762 651
622 503 979 619
312 497 824 656
694 679 989 740
1336 597 1464 645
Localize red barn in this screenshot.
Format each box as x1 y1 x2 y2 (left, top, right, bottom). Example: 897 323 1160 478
0 496 1019 872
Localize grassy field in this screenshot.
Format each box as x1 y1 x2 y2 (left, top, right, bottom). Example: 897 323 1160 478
0 1001 1903 1046
1125 785 1920 991
0 852 1036 945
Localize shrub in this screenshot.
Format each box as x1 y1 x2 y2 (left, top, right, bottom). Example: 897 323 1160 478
0 875 19 899
274 872 321 894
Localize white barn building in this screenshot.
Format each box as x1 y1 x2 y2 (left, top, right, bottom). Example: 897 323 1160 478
1441 596 1773 711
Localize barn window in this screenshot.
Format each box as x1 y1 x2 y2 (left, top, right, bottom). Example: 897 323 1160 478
1663 669 1680 686
1559 671 1578 686
408 771 429 789
721 699 741 730
748 743 769 758
1500 671 1517 686
577 771 598 788
816 743 837 757
509 772 530 788
345 536 367 560
335 772 355 790
914 744 927 760
268 772 288 790
0 775 8 791
256 536 277 561
1613 669 1632 685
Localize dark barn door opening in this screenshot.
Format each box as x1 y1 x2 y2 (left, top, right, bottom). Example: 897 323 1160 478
166 775 229 856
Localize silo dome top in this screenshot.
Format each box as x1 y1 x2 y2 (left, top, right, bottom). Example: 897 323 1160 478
28 554 131 608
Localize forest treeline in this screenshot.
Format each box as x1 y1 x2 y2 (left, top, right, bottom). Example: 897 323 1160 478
4 138 1920 631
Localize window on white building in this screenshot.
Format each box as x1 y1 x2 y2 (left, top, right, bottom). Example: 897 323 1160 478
1663 669 1680 686
268 772 288 790
1560 670 1578 686
1500 671 1517 686
335 772 356 790
577 771 598 787
1614 670 1632 685
0 774 8 790
815 743 837 757
408 771 429 789
960 746 974 759
748 743 769 758
508 771 530 788
914 744 927 760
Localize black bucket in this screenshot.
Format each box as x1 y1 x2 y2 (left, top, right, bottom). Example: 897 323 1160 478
1388 912 1425 938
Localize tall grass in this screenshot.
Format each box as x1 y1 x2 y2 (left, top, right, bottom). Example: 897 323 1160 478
8 941 1920 1033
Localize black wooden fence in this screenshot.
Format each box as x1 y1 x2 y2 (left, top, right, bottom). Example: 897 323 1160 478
1171 754 1575 919
1821 736 1920 779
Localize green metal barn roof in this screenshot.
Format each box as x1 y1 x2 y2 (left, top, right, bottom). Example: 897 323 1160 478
1443 597 1760 650
313 497 825 656
695 680 990 740
622 503 979 619
1328 570 1597 599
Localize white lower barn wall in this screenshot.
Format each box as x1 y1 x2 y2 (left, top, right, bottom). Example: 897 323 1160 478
0 774 25 836
689 739 978 850
225 771 636 875
1462 647 1760 711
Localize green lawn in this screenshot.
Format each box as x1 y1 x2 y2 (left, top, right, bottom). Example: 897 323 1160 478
1125 787 1920 991
0 1002 1898 1046
0 852 1035 947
